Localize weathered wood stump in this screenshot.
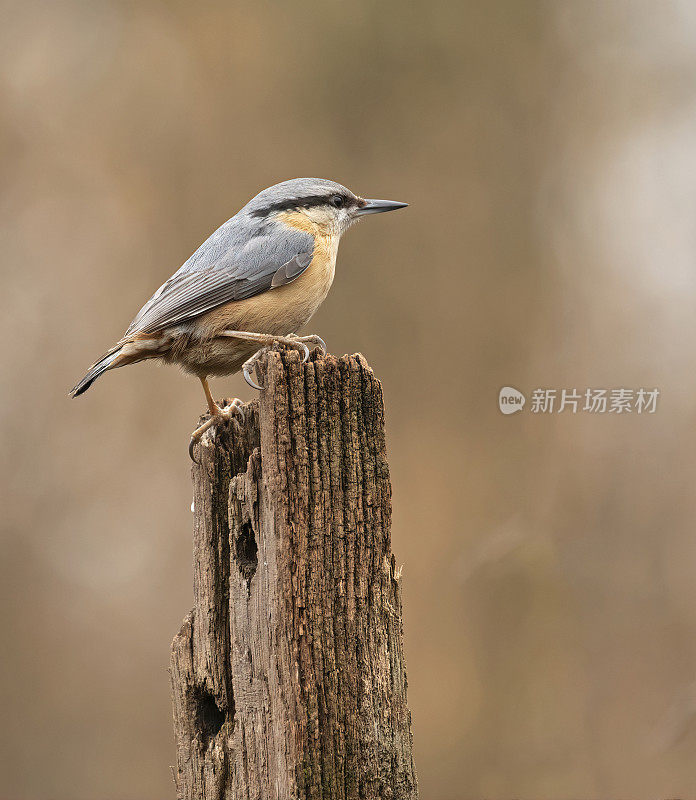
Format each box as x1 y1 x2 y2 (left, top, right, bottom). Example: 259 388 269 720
170 347 418 800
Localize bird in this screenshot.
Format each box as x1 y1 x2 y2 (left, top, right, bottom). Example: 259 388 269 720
70 178 407 458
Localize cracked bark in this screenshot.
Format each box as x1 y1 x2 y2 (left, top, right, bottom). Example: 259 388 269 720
170 348 418 799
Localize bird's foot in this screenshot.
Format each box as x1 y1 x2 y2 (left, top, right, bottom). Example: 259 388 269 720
240 333 327 390
286 332 327 354
216 330 326 389
189 398 245 462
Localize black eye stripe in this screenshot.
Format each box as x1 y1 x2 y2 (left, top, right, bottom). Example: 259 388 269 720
251 193 355 218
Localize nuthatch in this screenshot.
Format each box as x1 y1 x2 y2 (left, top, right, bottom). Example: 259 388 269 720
70 178 407 458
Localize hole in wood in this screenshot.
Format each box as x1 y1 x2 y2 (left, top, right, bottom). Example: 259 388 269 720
190 686 225 745
235 521 258 587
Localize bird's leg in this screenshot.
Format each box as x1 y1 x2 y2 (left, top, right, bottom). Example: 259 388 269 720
217 330 326 390
189 377 245 462
200 375 219 416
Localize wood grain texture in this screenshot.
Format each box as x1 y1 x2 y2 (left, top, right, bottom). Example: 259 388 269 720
171 347 418 800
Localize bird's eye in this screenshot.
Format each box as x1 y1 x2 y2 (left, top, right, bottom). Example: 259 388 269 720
330 195 345 208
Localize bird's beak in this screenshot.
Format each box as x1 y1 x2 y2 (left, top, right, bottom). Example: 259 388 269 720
355 198 408 216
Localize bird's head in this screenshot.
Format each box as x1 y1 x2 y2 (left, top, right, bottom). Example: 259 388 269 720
244 178 407 236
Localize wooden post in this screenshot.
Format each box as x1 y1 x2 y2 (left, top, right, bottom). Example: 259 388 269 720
170 348 418 800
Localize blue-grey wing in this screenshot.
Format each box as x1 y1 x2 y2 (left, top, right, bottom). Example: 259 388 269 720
125 218 314 336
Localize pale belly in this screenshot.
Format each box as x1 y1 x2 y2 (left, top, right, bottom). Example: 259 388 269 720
165 244 337 377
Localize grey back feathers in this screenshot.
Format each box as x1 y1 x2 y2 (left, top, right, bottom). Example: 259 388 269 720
124 178 354 337
270 251 314 287
126 220 313 335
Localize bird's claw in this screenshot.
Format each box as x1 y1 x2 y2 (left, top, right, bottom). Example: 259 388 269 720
243 356 263 390
189 399 245 462
241 334 325 390
297 341 311 363
289 333 327 355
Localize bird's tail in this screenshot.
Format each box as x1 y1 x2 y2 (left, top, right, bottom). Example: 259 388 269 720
69 346 123 397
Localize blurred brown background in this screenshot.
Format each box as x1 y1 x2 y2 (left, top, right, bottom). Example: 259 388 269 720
3 1 696 797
